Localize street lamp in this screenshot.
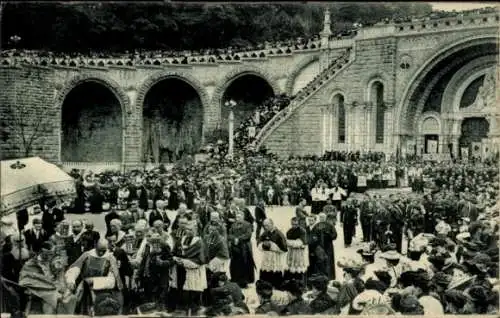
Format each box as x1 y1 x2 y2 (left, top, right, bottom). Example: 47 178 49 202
225 99 237 160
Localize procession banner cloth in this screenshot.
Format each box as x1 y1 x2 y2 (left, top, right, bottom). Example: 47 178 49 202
1 157 76 215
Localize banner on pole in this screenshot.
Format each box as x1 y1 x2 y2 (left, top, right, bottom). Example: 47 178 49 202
427 140 438 154
472 142 482 158
461 147 469 161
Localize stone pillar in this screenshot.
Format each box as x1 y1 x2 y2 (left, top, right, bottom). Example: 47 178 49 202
450 135 460 158
319 8 332 71
123 88 142 171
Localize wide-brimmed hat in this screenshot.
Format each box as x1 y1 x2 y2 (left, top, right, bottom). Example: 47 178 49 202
446 273 474 291
357 242 377 257
351 290 385 312
309 275 329 291
465 253 491 273
433 272 453 288
361 303 395 315
379 250 401 261
337 256 365 271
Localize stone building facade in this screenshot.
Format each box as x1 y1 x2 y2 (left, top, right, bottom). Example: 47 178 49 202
0 9 498 170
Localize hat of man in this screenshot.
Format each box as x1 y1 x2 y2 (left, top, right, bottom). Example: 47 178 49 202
380 250 401 261
309 275 329 292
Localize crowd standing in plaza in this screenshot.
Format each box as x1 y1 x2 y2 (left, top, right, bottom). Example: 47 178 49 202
1 148 499 316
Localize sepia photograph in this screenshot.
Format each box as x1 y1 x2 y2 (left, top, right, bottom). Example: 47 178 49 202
0 1 498 317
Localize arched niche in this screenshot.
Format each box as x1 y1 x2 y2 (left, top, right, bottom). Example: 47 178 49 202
60 81 124 163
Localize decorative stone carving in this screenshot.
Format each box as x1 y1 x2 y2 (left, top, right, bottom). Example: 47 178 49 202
399 54 412 69
470 68 496 111
399 35 442 51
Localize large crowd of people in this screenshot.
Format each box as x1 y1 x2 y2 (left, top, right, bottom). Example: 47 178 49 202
1 149 498 316
1 37 322 65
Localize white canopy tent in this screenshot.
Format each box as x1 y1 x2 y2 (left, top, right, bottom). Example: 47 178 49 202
1 157 76 215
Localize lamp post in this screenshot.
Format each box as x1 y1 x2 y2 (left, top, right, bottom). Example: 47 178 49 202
225 99 237 160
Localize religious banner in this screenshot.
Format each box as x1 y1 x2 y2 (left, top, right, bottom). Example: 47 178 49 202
357 175 367 187
461 147 469 161
472 142 482 158
247 126 256 138
427 139 438 154
481 139 491 160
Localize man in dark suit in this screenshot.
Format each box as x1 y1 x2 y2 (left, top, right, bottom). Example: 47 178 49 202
42 199 63 236
16 209 29 232
65 220 85 266
149 200 171 229
81 220 100 251
24 217 49 253
104 206 121 237
196 197 214 229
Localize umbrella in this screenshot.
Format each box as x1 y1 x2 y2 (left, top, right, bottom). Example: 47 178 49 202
1 157 76 215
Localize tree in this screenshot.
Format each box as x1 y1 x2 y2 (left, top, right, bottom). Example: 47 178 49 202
0 75 53 158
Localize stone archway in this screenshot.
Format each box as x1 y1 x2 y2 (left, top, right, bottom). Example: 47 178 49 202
137 73 208 163
56 74 129 163
285 54 320 96
211 66 280 132
395 35 497 137
211 66 281 127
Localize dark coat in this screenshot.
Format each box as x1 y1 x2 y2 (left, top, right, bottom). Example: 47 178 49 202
81 230 100 252
255 300 281 315
148 210 171 228
280 298 310 315
24 228 49 253
309 292 336 314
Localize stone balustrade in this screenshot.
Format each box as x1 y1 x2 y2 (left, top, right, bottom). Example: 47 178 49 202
357 11 498 39
0 41 323 68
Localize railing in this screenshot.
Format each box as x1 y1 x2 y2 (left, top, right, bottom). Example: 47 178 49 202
358 11 499 39
60 162 122 173
251 47 354 150
0 41 323 68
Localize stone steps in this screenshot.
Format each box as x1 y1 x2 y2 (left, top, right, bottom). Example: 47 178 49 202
251 47 354 150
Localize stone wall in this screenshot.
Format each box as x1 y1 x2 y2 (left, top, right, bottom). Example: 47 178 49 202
263 38 397 156
0 66 59 161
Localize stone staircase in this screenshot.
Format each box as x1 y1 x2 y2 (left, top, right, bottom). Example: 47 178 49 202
250 47 354 150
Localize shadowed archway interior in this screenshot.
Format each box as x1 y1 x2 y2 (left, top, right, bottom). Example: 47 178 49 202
221 74 274 131
61 82 122 162
403 42 497 133
143 78 203 163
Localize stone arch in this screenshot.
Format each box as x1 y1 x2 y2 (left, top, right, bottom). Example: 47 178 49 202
55 73 130 114
136 71 209 162
55 73 129 163
365 74 390 105
419 112 441 135
285 54 320 95
329 89 348 105
395 34 497 136
331 92 347 144
211 65 281 108
135 71 210 113
409 54 490 133
451 63 495 113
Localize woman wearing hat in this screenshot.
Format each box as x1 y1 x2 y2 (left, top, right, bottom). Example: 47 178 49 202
335 256 366 314
280 279 310 315
309 275 336 314
255 280 280 315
